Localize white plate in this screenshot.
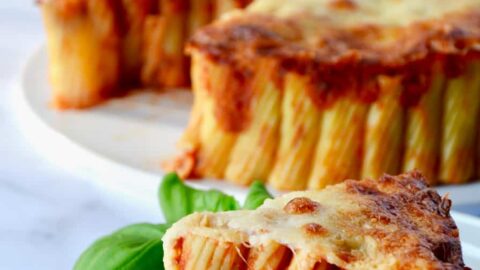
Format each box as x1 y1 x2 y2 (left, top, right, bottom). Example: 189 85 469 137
16 47 480 267
453 212 480 268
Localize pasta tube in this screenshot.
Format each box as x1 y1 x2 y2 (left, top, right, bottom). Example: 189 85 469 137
178 235 248 270
162 53 210 178
142 0 187 88
362 76 404 180
248 242 292 269
225 60 281 186
308 95 368 189
403 65 444 184
439 61 480 184
120 0 154 85
177 53 209 149
313 261 331 270
269 73 322 190
213 0 244 19
187 0 213 37
40 0 120 108
193 60 238 178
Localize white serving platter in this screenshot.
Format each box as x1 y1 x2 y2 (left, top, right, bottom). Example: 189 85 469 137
16 47 480 268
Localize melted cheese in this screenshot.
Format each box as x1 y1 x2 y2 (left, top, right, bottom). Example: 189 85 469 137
246 0 480 27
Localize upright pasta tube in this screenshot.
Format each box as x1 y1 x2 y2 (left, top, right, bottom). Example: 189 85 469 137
362 76 404 180
176 234 248 270
308 95 368 189
163 53 210 177
268 73 322 190
225 60 281 186
403 65 444 184
40 0 120 109
187 0 213 37
313 261 333 270
177 53 209 150
439 62 480 184
213 0 244 18
248 241 293 269
120 0 154 85
142 0 188 88
193 60 239 178
287 253 320 270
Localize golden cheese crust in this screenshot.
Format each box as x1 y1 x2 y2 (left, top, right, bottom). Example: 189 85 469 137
163 172 468 270
188 0 480 93
187 0 480 106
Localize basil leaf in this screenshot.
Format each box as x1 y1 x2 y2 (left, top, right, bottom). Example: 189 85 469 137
74 223 169 270
159 173 241 224
243 181 273 210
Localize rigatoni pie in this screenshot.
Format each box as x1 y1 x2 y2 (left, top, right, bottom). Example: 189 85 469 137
163 172 468 269
173 0 480 188
38 0 251 108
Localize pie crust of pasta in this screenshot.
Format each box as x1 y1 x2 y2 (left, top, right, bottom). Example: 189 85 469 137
172 0 480 187
38 0 251 108
163 172 468 270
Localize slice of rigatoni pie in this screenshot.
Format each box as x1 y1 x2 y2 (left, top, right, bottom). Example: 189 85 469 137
162 172 468 270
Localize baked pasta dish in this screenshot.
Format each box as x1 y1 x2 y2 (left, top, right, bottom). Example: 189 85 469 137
174 0 480 189
38 0 251 108
163 172 468 270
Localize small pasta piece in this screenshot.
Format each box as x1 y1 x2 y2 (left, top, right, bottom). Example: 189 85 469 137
362 76 404 180
177 52 209 150
208 241 240 270
188 237 217 270
120 0 155 85
314 262 326 270
269 73 322 190
213 0 245 19
403 65 444 184
183 234 208 270
439 62 480 184
286 256 301 270
142 0 188 88
312 261 332 270
308 95 368 189
225 244 249 270
187 0 213 37
178 235 248 270
40 0 120 109
286 253 337 270
193 60 239 178
248 241 292 269
225 60 281 186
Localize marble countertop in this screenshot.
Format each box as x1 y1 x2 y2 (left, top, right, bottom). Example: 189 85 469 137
0 2 479 270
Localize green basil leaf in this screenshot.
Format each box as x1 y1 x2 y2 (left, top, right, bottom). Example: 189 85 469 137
159 173 241 224
243 180 273 210
74 223 169 270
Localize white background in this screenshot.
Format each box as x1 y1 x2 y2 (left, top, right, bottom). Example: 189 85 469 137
0 1 479 269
